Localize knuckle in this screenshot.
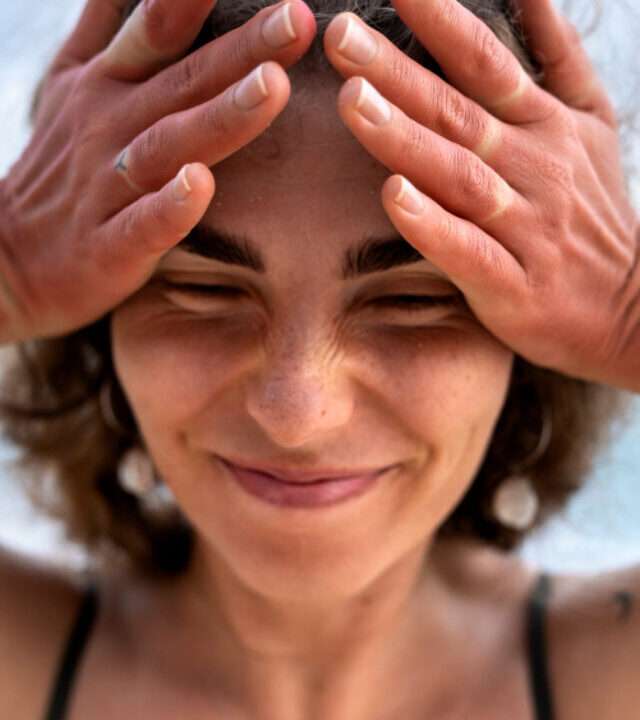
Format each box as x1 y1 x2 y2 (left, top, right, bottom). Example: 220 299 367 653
201 98 232 138
168 51 206 104
439 214 457 246
120 205 139 247
231 25 259 70
430 2 456 34
455 151 492 212
467 227 492 269
148 192 169 230
388 55 418 98
136 119 169 167
398 122 428 166
432 84 482 145
535 197 567 242
470 26 510 80
553 105 581 142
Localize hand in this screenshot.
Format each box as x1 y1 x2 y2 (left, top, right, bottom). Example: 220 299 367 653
0 0 316 343
323 0 640 390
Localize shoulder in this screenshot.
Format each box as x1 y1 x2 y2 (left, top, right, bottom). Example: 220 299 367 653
0 545 88 720
438 540 640 719
547 562 640 720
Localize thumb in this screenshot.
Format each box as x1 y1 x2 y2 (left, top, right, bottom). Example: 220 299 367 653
53 0 133 70
96 0 217 82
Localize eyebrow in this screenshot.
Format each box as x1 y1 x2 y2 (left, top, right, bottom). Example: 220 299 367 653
176 224 427 279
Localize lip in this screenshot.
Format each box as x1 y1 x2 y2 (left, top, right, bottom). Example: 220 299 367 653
218 457 394 509
217 456 395 484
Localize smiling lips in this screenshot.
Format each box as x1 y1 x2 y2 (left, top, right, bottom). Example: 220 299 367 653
218 456 395 485
219 457 392 509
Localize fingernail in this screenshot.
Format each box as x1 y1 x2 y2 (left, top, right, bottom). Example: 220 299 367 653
343 78 391 126
393 177 424 215
262 2 297 48
234 64 269 110
335 15 378 65
172 165 193 202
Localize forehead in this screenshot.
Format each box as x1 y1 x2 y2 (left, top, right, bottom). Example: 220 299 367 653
182 67 447 281
203 69 393 244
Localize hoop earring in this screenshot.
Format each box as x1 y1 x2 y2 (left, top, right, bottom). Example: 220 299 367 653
101 378 176 513
491 401 552 531
117 446 177 514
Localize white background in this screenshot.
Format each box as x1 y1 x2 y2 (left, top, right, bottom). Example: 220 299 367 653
0 0 639 574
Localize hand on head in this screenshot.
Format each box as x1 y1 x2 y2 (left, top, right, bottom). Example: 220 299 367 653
0 0 316 343
321 0 638 390
1 0 638 395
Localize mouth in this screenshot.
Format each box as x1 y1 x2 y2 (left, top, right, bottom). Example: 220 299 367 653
217 456 396 485
216 456 398 509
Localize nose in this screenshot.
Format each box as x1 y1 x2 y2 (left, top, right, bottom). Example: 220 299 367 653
245 339 354 448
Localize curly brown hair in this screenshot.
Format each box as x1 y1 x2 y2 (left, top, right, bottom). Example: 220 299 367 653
1 0 632 579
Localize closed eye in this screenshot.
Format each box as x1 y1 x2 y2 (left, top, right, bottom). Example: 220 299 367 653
371 294 463 312
161 282 464 314
162 282 245 298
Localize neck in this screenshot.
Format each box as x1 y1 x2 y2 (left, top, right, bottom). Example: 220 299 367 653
137 536 468 720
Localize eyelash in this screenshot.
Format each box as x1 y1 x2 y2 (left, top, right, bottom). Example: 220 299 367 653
163 283 461 312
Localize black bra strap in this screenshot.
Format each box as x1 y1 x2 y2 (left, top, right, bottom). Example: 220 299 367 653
526 572 555 720
44 582 99 720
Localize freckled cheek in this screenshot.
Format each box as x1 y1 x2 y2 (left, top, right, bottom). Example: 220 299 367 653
359 327 514 439
112 301 513 450
111 306 259 430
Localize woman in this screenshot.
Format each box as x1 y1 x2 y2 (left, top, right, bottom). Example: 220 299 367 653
0 0 638 718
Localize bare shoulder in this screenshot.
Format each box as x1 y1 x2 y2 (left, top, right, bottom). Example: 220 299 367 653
547 561 640 720
435 540 640 719
0 545 88 720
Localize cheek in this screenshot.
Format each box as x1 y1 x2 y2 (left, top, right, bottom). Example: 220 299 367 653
352 319 514 510
110 296 257 436
112 296 513 457
358 325 514 534
357 324 514 453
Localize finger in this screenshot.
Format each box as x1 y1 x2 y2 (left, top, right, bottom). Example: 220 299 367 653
52 0 131 69
136 0 316 127
96 0 218 81
381 174 526 319
515 0 616 125
324 12 506 163
96 163 215 290
389 0 555 125
338 77 530 244
109 61 289 209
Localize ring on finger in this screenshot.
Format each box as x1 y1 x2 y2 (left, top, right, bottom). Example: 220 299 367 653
114 147 145 194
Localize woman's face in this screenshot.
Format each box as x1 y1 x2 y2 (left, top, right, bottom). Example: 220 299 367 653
111 71 514 598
